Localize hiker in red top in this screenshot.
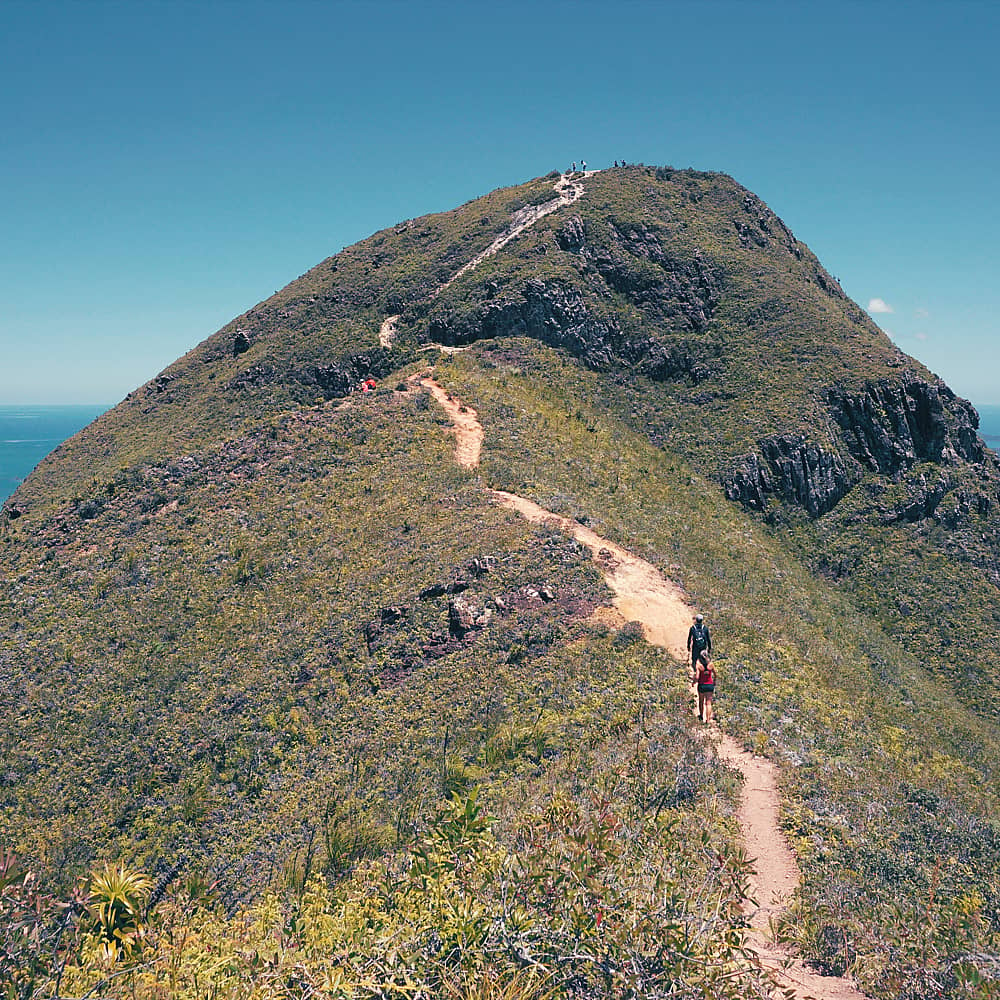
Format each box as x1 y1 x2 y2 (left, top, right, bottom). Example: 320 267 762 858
694 652 716 724
361 378 377 393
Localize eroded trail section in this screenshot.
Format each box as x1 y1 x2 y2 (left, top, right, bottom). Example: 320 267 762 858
490 490 693 650
422 375 867 999
379 315 400 348
436 172 590 295
418 377 483 468
386 172 591 354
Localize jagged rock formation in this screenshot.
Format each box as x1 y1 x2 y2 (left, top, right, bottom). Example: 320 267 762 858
828 376 984 472
424 212 725 382
428 279 622 370
723 436 851 517
722 374 998 520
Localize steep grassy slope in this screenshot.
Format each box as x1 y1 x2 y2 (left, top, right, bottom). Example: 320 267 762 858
10 176 564 513
3 167 1000 996
448 344 1000 993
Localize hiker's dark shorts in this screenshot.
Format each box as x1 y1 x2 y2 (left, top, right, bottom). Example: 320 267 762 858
697 683 715 694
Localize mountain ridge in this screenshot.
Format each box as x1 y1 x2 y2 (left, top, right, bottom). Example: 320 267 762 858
3 166 999 997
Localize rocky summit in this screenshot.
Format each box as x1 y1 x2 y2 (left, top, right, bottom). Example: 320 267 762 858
3 166 999 998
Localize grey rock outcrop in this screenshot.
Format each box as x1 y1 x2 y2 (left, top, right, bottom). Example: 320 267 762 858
448 597 476 637
228 348 395 401
448 596 492 638
233 330 251 356
739 191 801 257
556 215 586 252
599 223 724 332
428 276 720 384
428 279 620 370
724 437 852 516
724 375 992 520
828 377 982 473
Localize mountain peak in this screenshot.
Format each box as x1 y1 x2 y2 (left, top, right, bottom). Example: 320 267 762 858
4 165 1000 998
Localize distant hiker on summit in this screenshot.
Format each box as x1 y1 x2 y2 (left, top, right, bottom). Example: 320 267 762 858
687 614 711 672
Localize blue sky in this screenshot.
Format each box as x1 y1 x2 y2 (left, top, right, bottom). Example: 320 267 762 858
2 0 998 405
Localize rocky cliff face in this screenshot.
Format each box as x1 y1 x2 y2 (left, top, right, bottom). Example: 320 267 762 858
723 374 998 523
581 217 724 333
723 436 852 517
425 275 723 385
427 278 622 370
828 377 983 472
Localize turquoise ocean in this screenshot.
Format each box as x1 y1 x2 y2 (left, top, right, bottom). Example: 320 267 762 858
1 402 999 508
0 405 108 505
978 404 1000 455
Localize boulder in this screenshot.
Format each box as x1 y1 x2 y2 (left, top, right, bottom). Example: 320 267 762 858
448 597 477 638
557 215 586 252
233 330 251 356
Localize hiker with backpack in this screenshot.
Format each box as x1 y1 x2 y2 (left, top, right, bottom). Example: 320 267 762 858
687 613 711 673
694 652 716 723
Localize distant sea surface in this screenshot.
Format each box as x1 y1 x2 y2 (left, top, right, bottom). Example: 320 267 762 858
0 405 108 505
1 400 997 509
977 404 1000 455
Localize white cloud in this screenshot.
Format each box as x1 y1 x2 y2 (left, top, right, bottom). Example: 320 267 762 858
914 331 928 341
868 298 894 314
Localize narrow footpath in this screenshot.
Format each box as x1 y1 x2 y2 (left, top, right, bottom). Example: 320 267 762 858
438 172 590 295
419 373 867 1000
380 170 593 349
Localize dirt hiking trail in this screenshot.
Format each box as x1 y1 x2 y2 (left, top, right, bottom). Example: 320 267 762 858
379 315 400 348
436 171 592 295
421 375 867 1000
418 378 483 469
380 171 592 350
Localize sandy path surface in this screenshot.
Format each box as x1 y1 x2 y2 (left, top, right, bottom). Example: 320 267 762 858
379 314 400 348
421 375 868 999
436 171 592 295
489 490 693 651
417 377 483 469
